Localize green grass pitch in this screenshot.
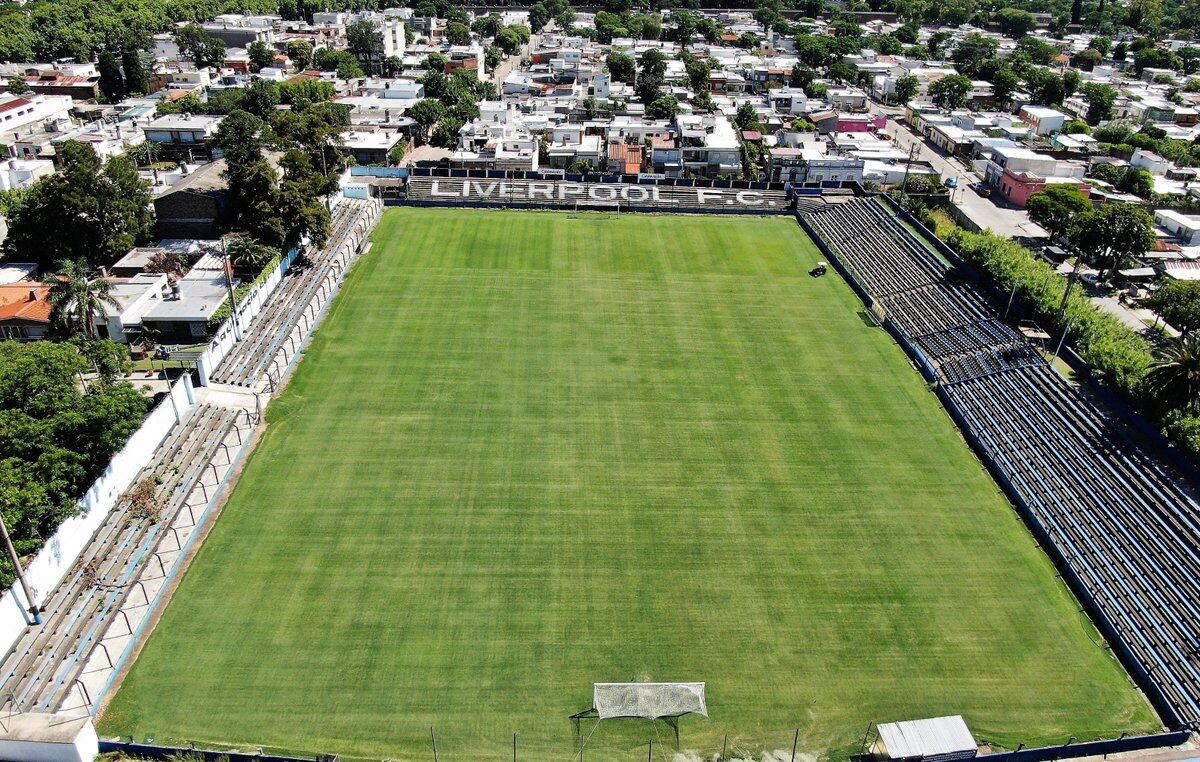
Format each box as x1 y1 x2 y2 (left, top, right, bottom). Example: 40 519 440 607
101 207 1157 760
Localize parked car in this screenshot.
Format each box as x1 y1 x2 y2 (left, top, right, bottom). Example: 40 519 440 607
971 182 992 198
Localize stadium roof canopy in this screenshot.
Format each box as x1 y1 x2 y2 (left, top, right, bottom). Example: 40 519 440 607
876 715 977 761
592 683 708 720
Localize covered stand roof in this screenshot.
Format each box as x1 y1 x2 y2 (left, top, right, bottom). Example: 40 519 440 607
592 682 707 720
877 716 977 761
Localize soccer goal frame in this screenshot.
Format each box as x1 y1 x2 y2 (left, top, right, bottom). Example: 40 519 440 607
570 682 707 758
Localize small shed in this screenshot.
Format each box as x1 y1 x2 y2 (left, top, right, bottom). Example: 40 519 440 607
0 712 98 762
874 715 978 762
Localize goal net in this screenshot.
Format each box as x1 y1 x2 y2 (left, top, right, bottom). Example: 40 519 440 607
593 683 707 720
572 682 708 755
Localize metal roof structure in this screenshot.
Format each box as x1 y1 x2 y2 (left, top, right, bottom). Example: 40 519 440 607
876 715 977 761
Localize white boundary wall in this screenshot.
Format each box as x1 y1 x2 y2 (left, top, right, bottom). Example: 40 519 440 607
195 251 296 386
0 376 197 658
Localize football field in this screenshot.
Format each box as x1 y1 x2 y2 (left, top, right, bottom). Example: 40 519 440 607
101 208 1156 760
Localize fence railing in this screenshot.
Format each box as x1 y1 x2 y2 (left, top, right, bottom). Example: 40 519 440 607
97 727 1193 762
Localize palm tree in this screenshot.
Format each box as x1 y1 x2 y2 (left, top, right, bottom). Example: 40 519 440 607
128 140 161 168
1144 335 1200 413
45 259 120 338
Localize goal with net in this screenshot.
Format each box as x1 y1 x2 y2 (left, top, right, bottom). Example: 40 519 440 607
571 682 708 755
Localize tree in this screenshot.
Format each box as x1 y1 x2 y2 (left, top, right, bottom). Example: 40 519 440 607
684 55 710 94
1026 185 1092 245
951 33 998 76
734 101 762 131
2 142 152 269
444 21 471 46
1148 280 1200 336
929 74 972 110
1116 167 1155 198
98 50 125 100
1073 204 1156 280
1133 45 1178 75
247 41 274 72
0 341 149 587
990 67 1021 108
226 236 280 273
894 75 920 105
122 48 148 94
670 10 698 45
529 2 550 32
127 140 160 167
646 95 680 119
431 118 463 148
1026 69 1066 106
1144 335 1200 412
422 52 448 73
495 27 521 55
45 259 119 338
287 39 313 71
5 77 30 95
174 23 225 69
606 52 636 83
1072 48 1103 71
409 98 446 137
240 79 279 120
1082 82 1117 125
996 7 1037 37
347 20 384 73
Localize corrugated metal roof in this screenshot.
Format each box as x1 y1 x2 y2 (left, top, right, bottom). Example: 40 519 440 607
877 716 976 759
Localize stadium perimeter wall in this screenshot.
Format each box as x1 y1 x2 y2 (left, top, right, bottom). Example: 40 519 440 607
196 246 300 387
797 206 1185 732
0 376 197 658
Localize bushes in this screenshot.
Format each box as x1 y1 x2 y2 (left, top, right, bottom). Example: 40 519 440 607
944 227 1200 459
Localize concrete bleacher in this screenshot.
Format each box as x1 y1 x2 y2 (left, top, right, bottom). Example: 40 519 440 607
0 403 257 715
803 197 1200 727
210 198 380 389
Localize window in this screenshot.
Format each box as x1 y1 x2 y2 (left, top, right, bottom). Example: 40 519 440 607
1 326 29 339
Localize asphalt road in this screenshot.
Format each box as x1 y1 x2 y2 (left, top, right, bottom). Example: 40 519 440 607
868 102 1048 239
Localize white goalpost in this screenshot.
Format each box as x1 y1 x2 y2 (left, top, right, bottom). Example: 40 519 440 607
571 682 708 757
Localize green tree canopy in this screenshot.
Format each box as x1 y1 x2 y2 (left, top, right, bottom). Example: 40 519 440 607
2 142 152 269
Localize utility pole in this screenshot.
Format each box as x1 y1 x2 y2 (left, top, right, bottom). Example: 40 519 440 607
221 235 243 341
0 515 41 625
897 142 918 203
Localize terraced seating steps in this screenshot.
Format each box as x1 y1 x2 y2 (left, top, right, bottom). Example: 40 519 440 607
802 197 1200 726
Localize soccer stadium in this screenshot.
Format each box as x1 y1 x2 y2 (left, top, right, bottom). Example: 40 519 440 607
82 195 1187 760
4 189 1198 762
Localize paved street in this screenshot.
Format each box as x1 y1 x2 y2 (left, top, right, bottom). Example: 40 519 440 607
868 103 1047 239
867 102 1175 340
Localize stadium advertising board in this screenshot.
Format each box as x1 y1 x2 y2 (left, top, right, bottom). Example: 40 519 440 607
419 177 788 210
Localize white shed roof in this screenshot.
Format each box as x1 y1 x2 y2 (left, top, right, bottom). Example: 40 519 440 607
877 715 976 759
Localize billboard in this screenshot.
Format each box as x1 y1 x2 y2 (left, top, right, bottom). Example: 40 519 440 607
407 176 791 213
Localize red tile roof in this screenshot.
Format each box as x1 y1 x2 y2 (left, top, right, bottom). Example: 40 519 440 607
0 97 32 114
0 284 52 324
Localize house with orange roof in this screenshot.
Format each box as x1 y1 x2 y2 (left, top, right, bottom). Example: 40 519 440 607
0 282 53 341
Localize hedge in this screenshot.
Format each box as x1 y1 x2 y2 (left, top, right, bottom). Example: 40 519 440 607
944 227 1200 460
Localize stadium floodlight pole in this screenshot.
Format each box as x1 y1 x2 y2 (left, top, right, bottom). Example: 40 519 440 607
0 514 41 625
1003 279 1019 319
